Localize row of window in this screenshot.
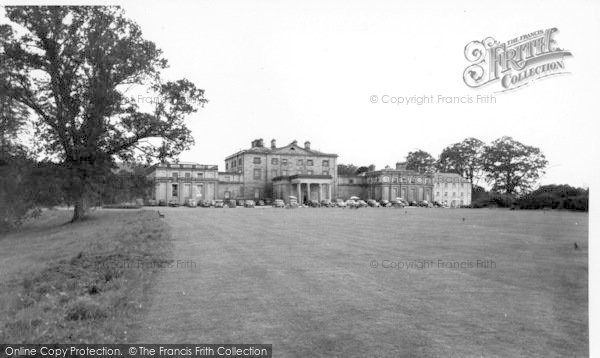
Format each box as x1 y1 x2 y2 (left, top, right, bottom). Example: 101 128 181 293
171 172 215 179
435 192 467 197
254 157 329 166
253 169 330 179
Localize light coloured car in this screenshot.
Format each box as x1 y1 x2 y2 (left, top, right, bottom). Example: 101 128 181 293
336 199 347 208
244 200 256 208
273 199 285 208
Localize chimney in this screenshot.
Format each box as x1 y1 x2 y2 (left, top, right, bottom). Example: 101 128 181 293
271 139 276 149
291 140 298 146
251 140 256 148
257 138 264 147
304 141 311 150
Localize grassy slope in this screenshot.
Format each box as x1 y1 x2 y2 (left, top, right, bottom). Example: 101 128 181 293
0 209 172 343
136 207 587 357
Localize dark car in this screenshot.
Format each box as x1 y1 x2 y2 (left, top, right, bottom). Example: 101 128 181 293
199 200 211 208
320 199 333 207
409 200 417 206
356 199 368 208
379 200 391 208
168 199 180 207
225 199 236 208
367 199 380 207
308 200 321 207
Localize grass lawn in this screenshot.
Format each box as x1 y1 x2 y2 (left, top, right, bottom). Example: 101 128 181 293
137 207 588 357
0 209 172 343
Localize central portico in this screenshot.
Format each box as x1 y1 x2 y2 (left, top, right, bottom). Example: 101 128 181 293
273 174 333 204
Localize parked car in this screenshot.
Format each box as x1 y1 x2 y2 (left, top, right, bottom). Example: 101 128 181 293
417 200 429 207
308 200 321 208
379 200 391 208
273 199 285 208
391 199 405 208
225 199 236 208
199 200 211 208
168 199 180 207
432 201 445 208
335 199 347 208
158 199 167 206
214 199 225 208
185 198 197 207
147 199 157 206
367 199 380 207
237 199 245 206
345 199 357 208
409 200 417 206
244 200 255 208
257 200 265 206
320 199 333 207
356 199 368 208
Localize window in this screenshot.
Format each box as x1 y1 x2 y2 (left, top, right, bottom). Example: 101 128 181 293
226 163 229 170
254 189 260 199
307 170 313 175
171 184 178 197
196 184 203 198
460 192 464 196
238 158 242 165
271 169 278 177
392 177 397 183
436 192 440 196
224 191 230 199
307 159 313 166
197 172 203 178
297 159 303 165
253 168 261 180
282 158 288 165
223 176 230 182
185 172 191 178
271 158 279 165
444 183 448 188
444 192 448 196
322 170 329 175
232 161 236 167
253 157 261 164
349 179 354 184
172 172 178 179
322 160 329 167
452 192 456 197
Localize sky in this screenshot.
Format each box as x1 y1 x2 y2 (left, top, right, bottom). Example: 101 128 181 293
5 0 600 188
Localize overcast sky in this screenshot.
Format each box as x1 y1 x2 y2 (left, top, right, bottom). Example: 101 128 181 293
7 0 600 187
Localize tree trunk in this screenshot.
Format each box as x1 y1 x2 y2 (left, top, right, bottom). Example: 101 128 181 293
71 195 89 222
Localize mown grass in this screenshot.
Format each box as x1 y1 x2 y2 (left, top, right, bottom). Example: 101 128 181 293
0 210 172 343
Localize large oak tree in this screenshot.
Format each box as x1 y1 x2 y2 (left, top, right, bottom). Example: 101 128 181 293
482 136 548 194
0 6 207 221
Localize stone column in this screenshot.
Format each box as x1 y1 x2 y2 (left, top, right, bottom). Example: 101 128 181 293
318 184 322 202
297 183 301 202
307 183 311 202
328 183 332 200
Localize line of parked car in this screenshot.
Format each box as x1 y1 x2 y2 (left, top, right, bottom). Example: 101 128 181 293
149 197 448 209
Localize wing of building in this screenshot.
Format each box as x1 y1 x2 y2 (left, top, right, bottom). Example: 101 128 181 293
146 139 471 207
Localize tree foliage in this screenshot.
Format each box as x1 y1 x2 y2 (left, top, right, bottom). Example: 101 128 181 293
482 136 548 194
0 6 207 221
437 137 484 184
405 149 436 173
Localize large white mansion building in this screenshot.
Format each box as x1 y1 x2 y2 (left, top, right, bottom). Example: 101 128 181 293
147 139 471 206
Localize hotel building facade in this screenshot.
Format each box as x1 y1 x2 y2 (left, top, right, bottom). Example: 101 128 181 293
147 138 471 207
